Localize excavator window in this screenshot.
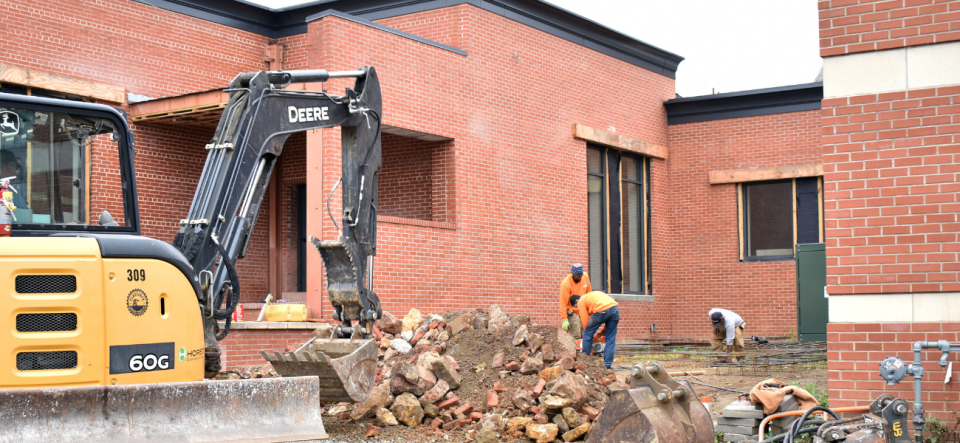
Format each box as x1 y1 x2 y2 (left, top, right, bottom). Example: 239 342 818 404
0 105 129 229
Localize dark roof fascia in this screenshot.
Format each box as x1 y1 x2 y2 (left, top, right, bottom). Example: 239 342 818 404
131 0 683 78
305 10 468 56
663 82 824 125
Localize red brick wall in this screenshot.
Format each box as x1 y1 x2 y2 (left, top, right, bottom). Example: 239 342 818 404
827 322 960 419
379 133 436 220
303 7 676 337
822 86 960 294
819 0 960 56
662 110 824 339
218 328 315 369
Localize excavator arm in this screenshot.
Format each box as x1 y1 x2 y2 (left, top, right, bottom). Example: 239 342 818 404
172 68 383 375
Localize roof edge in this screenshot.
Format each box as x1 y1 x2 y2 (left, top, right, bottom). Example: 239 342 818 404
305 10 468 56
664 82 823 125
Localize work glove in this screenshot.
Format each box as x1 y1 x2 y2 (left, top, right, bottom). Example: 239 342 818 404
561 319 570 331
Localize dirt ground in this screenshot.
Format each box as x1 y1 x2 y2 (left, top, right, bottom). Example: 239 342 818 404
306 355 827 443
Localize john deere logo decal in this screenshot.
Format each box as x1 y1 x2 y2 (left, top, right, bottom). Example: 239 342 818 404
178 347 187 362
127 289 148 316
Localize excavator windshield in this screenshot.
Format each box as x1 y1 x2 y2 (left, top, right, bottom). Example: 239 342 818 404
0 104 130 229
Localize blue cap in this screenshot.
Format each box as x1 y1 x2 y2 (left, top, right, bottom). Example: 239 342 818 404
571 263 583 275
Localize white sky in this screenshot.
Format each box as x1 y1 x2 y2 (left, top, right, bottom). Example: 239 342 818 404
246 0 822 97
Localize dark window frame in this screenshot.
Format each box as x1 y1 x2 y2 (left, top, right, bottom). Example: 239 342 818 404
587 146 607 292
738 177 823 263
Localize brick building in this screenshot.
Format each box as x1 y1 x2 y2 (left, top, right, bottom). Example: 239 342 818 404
819 0 960 419
0 0 830 367
7 2 956 420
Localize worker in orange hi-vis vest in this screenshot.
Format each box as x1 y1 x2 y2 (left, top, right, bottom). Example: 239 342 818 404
570 291 619 369
558 263 591 339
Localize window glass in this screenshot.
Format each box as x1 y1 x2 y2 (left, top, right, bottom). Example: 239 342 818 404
744 180 793 258
587 147 605 290
621 156 642 293
0 106 126 227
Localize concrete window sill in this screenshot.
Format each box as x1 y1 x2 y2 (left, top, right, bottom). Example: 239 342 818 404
608 294 655 303
378 215 456 230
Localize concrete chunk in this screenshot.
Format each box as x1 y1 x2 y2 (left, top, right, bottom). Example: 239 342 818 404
777 394 799 412
717 417 761 427
715 425 759 435
723 433 754 442
721 400 764 419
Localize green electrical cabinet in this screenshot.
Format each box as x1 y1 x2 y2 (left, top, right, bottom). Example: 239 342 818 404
796 243 827 342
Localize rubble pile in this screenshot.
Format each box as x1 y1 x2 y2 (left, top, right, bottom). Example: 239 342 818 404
235 305 628 442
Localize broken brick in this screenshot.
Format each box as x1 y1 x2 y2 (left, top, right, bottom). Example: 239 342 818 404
581 405 599 421
454 402 474 416
504 361 520 371
532 378 547 397
438 397 461 410
486 390 500 409
492 352 504 368
430 418 444 429
469 412 484 421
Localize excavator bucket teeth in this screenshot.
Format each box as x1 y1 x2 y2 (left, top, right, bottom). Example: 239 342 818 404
586 362 713 443
262 337 377 403
0 377 327 443
311 238 362 306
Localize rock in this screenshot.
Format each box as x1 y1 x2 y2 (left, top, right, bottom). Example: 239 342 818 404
486 390 500 409
562 407 583 428
540 395 573 412
506 417 533 434
504 361 520 371
415 361 438 393
553 414 570 434
383 348 398 361
535 413 549 424
547 372 588 409
558 357 576 371
493 381 506 392
420 379 450 405
377 311 402 334
542 344 556 362
402 309 424 332
350 384 394 421
513 324 529 346
438 397 460 410
432 356 462 389
476 427 499 443
390 393 425 428
526 423 559 443
580 405 599 421
365 423 381 438
389 374 420 396
563 423 590 441
313 323 334 339
512 390 534 412
423 403 440 418
513 315 531 325
376 408 399 426
326 404 349 416
444 355 461 371
450 311 475 336
491 352 504 368
473 312 488 330
532 378 547 398
401 330 414 341
480 414 503 431
540 365 564 382
379 338 391 350
391 338 412 354
558 350 577 361
424 328 438 341
399 362 419 384
487 304 513 330
556 329 577 353
521 357 544 374
437 330 450 341
528 334 545 353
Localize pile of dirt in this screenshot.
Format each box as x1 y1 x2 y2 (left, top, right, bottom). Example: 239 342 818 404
230 305 629 442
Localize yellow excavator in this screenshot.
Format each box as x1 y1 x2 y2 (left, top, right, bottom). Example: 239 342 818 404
0 68 383 442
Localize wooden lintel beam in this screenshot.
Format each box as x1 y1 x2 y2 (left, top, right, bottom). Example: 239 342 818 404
0 64 125 103
573 123 668 159
709 163 823 184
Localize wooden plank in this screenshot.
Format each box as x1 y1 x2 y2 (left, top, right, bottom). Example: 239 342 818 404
573 124 668 159
709 163 823 184
0 64 125 103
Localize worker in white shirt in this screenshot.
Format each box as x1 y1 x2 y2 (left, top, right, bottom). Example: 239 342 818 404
709 308 745 363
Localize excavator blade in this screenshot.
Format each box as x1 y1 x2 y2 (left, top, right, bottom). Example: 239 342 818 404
261 337 376 403
587 361 713 443
0 377 327 443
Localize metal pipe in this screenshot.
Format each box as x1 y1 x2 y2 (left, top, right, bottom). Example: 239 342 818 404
757 407 870 441
367 256 374 292
238 158 267 219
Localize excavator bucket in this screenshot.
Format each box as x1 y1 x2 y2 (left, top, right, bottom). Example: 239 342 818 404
0 377 327 443
261 337 377 403
587 361 714 443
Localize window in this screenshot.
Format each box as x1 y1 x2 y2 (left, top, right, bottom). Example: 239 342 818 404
0 102 130 229
587 145 651 294
739 177 823 261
